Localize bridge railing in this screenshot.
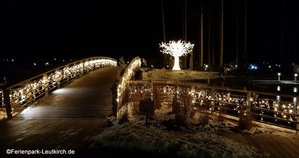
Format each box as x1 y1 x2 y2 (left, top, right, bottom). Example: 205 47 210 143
119 80 299 131
114 56 141 118
0 56 117 120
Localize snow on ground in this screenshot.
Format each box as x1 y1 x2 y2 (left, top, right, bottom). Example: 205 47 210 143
87 69 298 158
142 68 220 81
91 122 257 157
89 115 264 158
88 110 298 157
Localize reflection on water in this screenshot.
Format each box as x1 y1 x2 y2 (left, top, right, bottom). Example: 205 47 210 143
293 87 297 93
250 80 298 95
272 85 299 94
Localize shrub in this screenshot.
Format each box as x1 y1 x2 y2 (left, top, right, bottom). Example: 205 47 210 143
238 111 253 130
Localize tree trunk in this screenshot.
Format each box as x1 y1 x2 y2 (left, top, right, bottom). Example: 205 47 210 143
220 0 224 68
200 0 204 68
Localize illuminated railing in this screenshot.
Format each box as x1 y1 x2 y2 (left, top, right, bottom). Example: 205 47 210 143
123 81 299 130
115 56 141 118
0 56 117 120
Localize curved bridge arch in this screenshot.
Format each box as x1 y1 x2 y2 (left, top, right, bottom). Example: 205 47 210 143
0 56 117 120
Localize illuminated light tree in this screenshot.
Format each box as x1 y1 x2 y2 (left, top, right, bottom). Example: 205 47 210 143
159 40 194 70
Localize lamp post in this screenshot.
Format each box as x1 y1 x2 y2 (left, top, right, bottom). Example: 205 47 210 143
294 73 298 83
277 73 281 81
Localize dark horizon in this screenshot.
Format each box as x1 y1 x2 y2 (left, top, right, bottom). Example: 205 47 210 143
1 0 299 68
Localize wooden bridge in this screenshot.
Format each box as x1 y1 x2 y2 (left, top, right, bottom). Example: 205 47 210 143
0 66 122 157
0 57 298 157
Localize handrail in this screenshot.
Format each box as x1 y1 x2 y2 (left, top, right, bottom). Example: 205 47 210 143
124 80 299 130
0 56 117 120
114 56 141 118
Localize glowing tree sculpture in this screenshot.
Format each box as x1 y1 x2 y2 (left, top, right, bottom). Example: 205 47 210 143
159 40 194 70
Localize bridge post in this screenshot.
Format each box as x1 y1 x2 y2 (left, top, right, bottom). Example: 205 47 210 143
111 79 118 117
43 74 49 95
57 80 61 88
65 66 70 83
3 89 12 119
57 76 61 89
296 97 299 132
81 62 85 76
210 88 216 112
246 91 252 113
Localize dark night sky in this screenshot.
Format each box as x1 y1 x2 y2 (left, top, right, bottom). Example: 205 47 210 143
1 0 299 67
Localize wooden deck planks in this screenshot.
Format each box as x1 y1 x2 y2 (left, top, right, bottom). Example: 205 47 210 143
287 137 299 148
281 137 299 156
263 134 294 158
245 134 275 157
233 133 250 145
242 134 262 150
273 135 299 158
254 134 286 158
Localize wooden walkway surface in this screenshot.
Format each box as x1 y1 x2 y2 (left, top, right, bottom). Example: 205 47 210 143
0 66 122 157
0 66 298 158
219 123 299 158
218 130 299 158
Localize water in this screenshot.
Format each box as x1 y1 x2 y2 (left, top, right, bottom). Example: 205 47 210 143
208 76 298 95
0 58 73 85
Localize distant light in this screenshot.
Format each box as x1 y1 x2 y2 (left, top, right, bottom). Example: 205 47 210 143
277 73 281 81
276 95 280 101
204 64 208 70
277 86 280 91
248 64 258 70
293 87 297 93
33 63 37 66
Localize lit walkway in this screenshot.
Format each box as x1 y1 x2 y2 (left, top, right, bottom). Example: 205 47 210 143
0 66 122 157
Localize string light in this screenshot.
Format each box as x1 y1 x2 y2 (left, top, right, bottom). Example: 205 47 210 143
159 40 194 70
116 57 142 109
3 57 116 116
126 81 298 128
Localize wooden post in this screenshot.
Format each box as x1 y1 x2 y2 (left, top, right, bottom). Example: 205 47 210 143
3 89 12 119
210 88 216 112
296 97 299 131
82 62 85 75
43 74 49 96
246 91 251 113
65 66 70 84
57 70 61 89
